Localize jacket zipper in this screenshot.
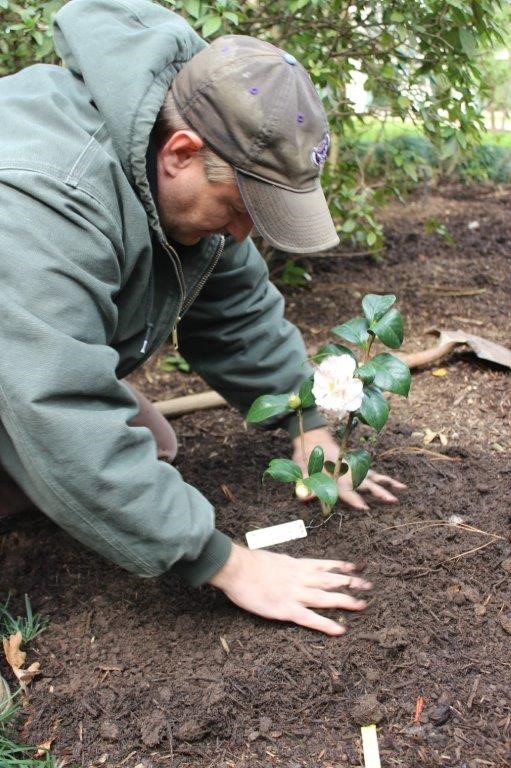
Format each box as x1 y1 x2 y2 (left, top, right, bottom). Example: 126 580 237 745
169 235 225 350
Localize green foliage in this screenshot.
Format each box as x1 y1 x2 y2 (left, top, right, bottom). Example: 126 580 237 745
0 0 65 76
254 293 410 521
158 353 191 372
358 385 390 432
331 318 370 347
307 445 324 475
310 343 355 364
302 472 338 507
263 458 302 483
358 353 411 396
298 376 315 408
0 597 57 768
246 394 291 423
1 0 508 252
341 449 371 489
0 595 47 645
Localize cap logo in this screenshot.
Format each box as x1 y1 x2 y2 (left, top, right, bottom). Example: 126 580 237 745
311 132 330 167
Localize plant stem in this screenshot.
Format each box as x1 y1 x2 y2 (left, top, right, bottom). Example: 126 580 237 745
334 412 355 480
364 334 375 363
297 409 307 468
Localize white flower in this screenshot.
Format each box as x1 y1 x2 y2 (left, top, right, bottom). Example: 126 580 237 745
312 354 364 417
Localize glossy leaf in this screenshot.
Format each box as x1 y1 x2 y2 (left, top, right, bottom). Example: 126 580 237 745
310 343 356 364
307 446 324 476
303 473 338 508
298 376 315 408
356 362 376 384
371 308 404 349
246 394 291 423
369 353 411 396
341 449 371 489
263 459 303 484
357 386 390 432
331 317 369 347
362 294 396 324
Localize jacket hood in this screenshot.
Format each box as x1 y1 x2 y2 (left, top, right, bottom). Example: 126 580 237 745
53 0 206 226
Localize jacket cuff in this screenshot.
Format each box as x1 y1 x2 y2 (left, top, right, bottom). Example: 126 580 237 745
173 529 232 587
282 406 327 440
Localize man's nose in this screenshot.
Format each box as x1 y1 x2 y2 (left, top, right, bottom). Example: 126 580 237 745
226 212 253 241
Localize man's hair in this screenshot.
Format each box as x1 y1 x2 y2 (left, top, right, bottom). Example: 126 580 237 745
154 89 235 184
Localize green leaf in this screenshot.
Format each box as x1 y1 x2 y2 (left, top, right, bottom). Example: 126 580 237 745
303 473 338 507
362 294 396 324
222 11 238 24
366 230 377 247
357 386 390 432
324 460 336 475
263 459 303 483
201 14 222 37
341 218 357 233
342 449 371 489
356 361 376 385
371 308 404 349
298 376 315 408
459 28 477 57
246 394 291 423
310 343 356 363
183 0 201 18
307 446 324 476
331 317 369 346
368 353 411 396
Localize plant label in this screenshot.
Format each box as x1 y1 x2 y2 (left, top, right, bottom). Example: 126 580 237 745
245 519 307 550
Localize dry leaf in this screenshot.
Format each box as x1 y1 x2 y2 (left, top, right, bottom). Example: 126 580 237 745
219 636 230 654
35 739 54 758
423 428 447 446
2 631 41 691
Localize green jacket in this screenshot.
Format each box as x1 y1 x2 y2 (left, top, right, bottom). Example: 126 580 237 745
0 0 324 585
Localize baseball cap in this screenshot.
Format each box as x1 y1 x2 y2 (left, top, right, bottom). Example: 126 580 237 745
172 35 339 254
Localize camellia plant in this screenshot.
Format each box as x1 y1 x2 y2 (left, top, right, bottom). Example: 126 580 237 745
246 294 411 518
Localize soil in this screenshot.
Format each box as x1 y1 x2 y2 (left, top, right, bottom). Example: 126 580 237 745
1 183 510 768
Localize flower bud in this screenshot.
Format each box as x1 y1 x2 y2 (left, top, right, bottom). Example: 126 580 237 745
287 394 302 409
295 480 310 499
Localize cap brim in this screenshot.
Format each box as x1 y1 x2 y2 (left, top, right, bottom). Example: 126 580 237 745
237 172 339 254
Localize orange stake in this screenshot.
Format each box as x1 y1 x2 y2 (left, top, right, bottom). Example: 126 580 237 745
414 695 425 724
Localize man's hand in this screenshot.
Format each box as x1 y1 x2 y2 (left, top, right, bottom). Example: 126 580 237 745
208 543 371 636
291 426 406 511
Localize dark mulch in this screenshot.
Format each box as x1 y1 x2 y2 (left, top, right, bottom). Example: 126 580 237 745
1 183 510 768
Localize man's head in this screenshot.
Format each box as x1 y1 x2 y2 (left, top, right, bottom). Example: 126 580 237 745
154 90 253 245
155 35 339 253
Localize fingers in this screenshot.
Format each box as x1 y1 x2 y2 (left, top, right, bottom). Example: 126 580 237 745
358 478 399 503
367 470 407 489
290 606 347 636
301 587 368 612
310 570 372 591
337 485 370 510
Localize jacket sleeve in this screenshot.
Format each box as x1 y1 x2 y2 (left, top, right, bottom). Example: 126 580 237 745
178 236 327 439
0 171 230 582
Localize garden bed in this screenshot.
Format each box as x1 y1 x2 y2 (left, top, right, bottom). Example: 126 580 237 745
1 183 510 768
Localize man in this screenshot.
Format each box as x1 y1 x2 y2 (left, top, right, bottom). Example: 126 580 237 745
0 0 404 638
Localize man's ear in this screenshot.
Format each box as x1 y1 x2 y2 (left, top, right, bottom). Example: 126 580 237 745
158 130 204 176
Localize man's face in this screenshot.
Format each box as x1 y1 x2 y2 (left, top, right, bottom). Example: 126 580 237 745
156 146 253 246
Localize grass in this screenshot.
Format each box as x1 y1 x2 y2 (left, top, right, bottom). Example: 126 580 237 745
0 595 48 645
0 596 62 767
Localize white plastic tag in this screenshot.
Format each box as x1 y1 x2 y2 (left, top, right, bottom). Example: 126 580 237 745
245 519 307 550
361 724 381 768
